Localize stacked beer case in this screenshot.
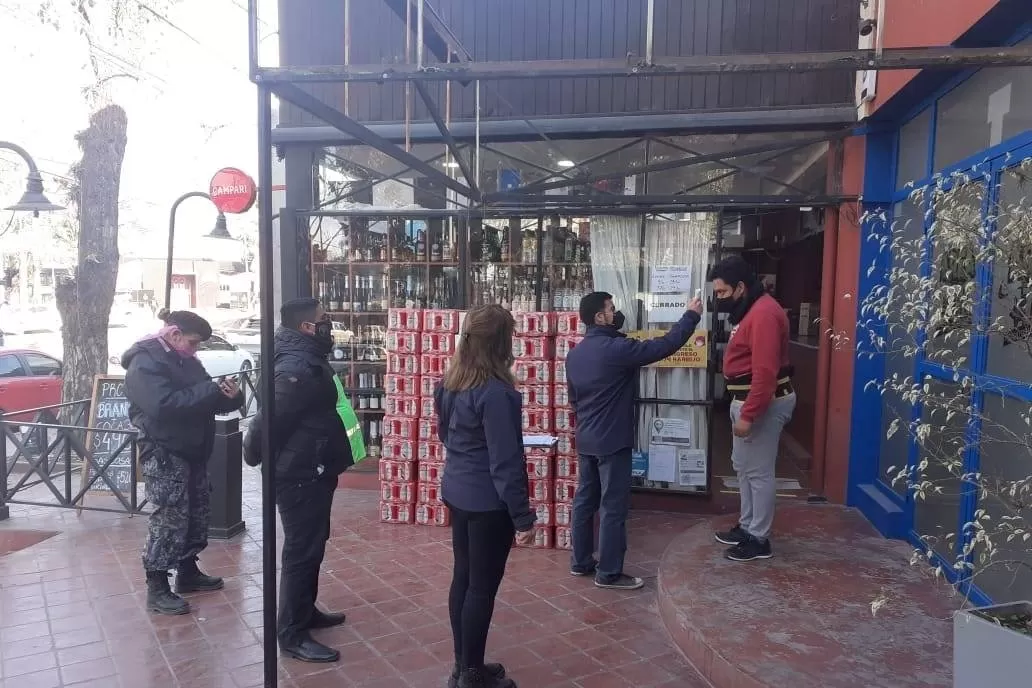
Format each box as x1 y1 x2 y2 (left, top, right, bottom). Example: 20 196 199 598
552 313 583 550
511 312 584 549
379 308 459 526
378 307 587 550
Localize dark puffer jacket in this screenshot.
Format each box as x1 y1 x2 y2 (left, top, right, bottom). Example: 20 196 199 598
122 338 244 463
243 327 354 483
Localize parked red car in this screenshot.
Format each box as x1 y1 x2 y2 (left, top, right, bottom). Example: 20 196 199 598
0 348 63 422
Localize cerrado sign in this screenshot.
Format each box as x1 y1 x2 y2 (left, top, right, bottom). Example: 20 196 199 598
209 167 257 214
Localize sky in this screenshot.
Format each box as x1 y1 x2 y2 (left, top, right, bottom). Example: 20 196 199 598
0 0 280 261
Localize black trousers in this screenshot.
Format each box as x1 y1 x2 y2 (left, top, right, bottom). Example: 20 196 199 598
277 476 336 646
447 503 515 670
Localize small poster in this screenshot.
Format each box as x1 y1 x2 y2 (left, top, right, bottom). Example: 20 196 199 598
625 329 709 368
677 449 707 487
647 417 692 484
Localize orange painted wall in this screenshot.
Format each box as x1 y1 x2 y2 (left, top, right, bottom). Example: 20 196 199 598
870 0 1002 112
823 136 866 503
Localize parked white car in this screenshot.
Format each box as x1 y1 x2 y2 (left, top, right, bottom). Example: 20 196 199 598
106 333 255 379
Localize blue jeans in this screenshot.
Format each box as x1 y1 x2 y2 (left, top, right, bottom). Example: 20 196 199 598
570 449 632 580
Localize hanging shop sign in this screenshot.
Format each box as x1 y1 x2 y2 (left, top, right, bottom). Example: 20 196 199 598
209 167 257 214
626 329 709 368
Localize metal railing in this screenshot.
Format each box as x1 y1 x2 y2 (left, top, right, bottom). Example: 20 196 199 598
0 400 145 515
0 366 263 518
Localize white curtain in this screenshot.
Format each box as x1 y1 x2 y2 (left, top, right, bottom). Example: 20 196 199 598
587 216 639 318
588 214 715 473
637 217 714 459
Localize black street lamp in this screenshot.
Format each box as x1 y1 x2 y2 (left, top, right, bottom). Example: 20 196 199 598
0 141 65 216
166 191 227 311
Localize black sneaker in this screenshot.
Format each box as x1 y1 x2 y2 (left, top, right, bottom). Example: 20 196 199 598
714 525 749 546
449 663 506 688
725 536 773 562
570 561 597 577
594 573 645 590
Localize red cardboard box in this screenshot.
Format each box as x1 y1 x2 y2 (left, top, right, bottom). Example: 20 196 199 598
525 455 554 479
514 312 555 336
419 375 443 397
418 441 445 463
521 408 553 433
388 308 423 332
517 384 553 409
415 503 451 526
385 374 420 397
555 526 573 550
418 418 439 442
513 359 553 384
382 417 418 442
423 309 461 333
381 438 416 462
555 336 583 360
556 456 579 480
416 481 445 506
528 478 554 504
421 332 456 356
380 481 417 504
554 408 576 433
386 331 421 354
555 479 578 503
555 313 583 336
512 337 553 360
418 461 444 484
380 501 415 524
556 433 577 457
384 395 419 418
387 353 420 375
420 353 451 376
379 459 417 483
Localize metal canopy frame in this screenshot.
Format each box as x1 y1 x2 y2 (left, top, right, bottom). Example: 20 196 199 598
247 2 1032 686
255 45 1032 83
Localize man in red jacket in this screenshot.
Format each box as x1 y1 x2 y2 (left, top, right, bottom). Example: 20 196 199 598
710 257 796 562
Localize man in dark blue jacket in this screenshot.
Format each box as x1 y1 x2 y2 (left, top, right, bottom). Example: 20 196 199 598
566 292 703 590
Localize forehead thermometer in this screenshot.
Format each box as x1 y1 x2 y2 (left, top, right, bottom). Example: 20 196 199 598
694 288 702 299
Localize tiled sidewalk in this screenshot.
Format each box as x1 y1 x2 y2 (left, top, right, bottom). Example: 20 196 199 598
0 475 711 688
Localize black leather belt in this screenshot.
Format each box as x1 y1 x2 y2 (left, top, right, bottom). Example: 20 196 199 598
727 377 794 402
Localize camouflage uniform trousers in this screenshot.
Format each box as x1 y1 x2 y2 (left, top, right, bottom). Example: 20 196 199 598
141 448 211 572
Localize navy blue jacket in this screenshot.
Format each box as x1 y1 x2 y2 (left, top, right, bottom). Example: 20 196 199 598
435 378 536 532
566 311 702 457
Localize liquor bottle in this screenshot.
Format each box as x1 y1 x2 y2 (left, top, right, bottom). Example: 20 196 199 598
317 275 329 310
329 275 341 312
352 275 363 313
430 231 442 263
500 227 510 262
340 275 351 313
443 228 456 261
368 420 381 459
416 229 427 261
564 228 577 263
377 235 387 262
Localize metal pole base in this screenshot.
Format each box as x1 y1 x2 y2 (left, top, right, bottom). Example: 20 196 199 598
209 522 246 540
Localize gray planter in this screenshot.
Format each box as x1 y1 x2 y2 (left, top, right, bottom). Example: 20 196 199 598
954 601 1032 687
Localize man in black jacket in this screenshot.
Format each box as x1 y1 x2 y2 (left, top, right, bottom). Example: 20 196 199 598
123 310 244 616
245 298 361 663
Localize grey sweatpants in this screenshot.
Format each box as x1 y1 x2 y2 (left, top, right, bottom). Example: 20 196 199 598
730 393 796 542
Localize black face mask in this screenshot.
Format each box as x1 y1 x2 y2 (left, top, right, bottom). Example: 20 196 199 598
611 310 626 330
715 286 742 313
313 320 334 354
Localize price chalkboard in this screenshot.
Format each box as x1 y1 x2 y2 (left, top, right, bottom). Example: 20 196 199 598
79 375 138 498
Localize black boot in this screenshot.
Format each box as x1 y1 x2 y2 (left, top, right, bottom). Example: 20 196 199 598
449 663 507 688
146 570 190 615
175 557 224 593
457 666 517 688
